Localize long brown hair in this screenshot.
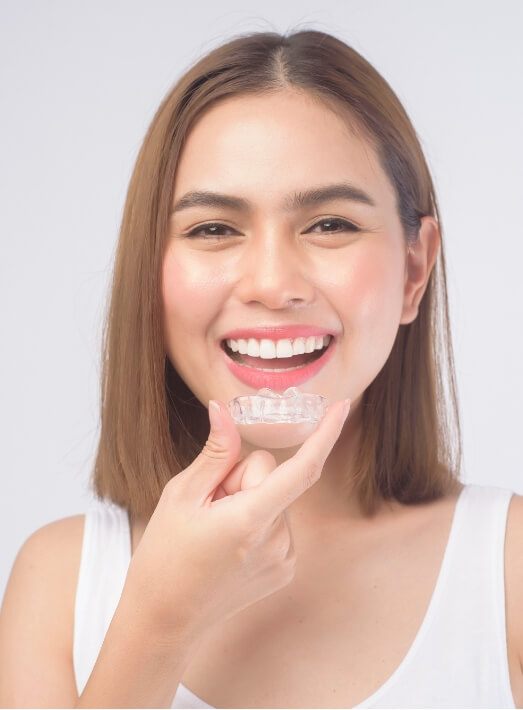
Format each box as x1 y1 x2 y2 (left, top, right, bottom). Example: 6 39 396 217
91 29 463 521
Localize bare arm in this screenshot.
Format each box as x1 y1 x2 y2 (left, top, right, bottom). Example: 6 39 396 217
1 400 349 707
0 518 83 707
0 516 200 709
75 580 199 708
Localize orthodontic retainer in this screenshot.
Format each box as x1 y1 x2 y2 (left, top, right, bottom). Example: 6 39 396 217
227 387 327 425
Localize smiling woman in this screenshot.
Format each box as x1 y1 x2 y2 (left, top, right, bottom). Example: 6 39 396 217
90 28 463 523
0 26 521 710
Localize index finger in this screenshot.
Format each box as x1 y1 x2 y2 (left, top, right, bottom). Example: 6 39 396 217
244 398 350 523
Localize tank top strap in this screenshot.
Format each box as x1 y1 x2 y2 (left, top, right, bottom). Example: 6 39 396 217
445 483 514 607
73 497 131 697
448 483 515 701
356 483 517 708
433 483 516 707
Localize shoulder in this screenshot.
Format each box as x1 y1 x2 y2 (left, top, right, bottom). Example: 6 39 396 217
0 515 86 706
505 494 523 676
14 514 86 593
2 514 86 643
20 513 85 551
18 513 86 602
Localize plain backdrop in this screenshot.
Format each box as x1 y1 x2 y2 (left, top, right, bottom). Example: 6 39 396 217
1 0 522 599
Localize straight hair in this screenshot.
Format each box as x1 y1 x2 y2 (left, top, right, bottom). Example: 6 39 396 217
91 29 463 521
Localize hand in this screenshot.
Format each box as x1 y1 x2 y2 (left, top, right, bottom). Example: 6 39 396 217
124 395 351 645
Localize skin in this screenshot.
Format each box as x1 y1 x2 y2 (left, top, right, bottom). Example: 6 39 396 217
1 88 522 710
150 90 523 704
162 87 440 539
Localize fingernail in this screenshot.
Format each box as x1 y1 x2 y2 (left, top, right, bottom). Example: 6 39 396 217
209 400 222 431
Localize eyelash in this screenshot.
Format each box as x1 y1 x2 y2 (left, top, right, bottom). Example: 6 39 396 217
184 217 361 240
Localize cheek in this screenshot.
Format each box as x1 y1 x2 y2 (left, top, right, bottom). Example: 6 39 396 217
336 242 405 347
161 249 223 337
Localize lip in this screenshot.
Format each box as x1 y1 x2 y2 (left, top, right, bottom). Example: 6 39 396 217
220 336 337 390
219 325 336 342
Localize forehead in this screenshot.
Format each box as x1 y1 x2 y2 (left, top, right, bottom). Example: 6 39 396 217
173 90 395 214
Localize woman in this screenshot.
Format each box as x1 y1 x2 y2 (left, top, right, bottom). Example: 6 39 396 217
0 29 521 709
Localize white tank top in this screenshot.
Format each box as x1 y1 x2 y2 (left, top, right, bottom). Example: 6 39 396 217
73 483 517 708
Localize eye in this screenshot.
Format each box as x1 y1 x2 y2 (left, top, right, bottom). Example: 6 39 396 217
183 217 360 240
306 218 360 234
185 223 238 239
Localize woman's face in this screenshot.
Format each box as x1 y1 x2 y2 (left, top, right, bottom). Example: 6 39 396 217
163 89 432 420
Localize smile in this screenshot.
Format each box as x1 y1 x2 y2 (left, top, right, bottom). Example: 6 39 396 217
219 336 337 390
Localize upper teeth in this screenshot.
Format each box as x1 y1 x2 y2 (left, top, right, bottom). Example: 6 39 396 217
225 335 332 359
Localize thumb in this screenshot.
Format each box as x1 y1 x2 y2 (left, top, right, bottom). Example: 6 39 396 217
211 449 276 502
184 399 242 502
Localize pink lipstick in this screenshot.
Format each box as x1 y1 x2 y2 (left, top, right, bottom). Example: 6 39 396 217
220 336 336 391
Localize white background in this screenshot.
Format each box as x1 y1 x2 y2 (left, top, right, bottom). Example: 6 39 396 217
1 0 522 598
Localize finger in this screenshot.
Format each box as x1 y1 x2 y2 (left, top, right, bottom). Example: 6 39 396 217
211 483 228 502
181 399 242 503
244 398 350 523
210 450 277 502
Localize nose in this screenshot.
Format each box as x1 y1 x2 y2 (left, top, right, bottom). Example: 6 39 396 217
233 230 316 309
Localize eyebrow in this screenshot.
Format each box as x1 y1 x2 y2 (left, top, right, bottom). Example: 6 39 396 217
170 181 377 216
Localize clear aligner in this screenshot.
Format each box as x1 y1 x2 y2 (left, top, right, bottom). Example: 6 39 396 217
227 387 327 425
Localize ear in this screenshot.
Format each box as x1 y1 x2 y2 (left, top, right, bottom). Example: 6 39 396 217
400 216 441 325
